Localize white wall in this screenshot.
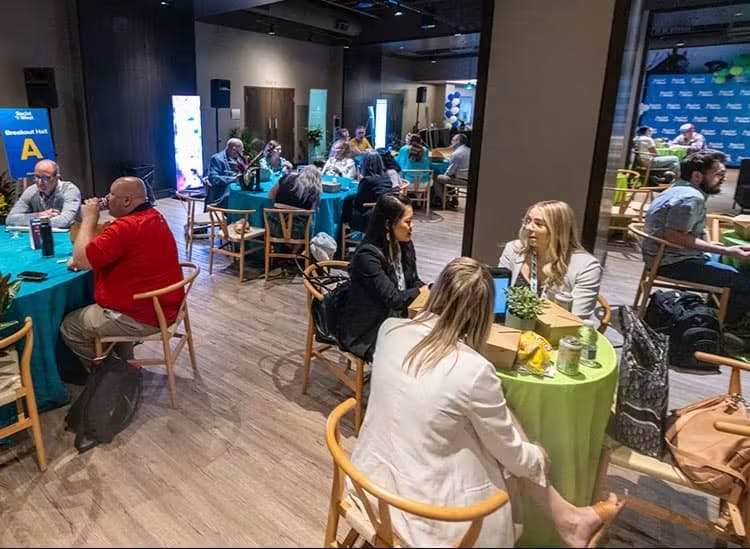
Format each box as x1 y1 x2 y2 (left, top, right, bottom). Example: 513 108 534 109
471 0 616 263
195 21 343 164
381 56 442 139
0 0 90 192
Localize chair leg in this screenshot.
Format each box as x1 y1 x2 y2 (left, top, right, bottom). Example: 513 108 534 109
162 337 177 409
183 308 199 378
302 310 315 394
442 185 448 211
354 359 365 435
591 445 612 504
209 242 215 275
265 239 271 281
239 240 245 283
718 288 731 327
325 465 344 547
25 392 47 472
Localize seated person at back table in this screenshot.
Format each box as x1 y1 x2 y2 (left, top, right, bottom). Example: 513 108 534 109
434 133 470 209
498 200 602 318
349 125 373 155
61 176 184 366
322 139 357 180
377 148 403 189
205 138 247 207
396 134 431 180
349 257 620 547
7 159 81 229
347 151 396 232
269 165 322 211
643 150 750 335
259 139 293 179
669 123 706 154
329 127 350 158
337 194 426 362
632 125 680 180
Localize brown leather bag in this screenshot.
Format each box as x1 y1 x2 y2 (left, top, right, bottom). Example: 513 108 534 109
666 394 750 535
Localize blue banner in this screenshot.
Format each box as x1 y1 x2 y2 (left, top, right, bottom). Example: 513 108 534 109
307 89 327 162
641 73 750 167
0 108 56 179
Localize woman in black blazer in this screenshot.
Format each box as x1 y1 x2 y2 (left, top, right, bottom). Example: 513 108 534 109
338 194 425 362
345 151 396 232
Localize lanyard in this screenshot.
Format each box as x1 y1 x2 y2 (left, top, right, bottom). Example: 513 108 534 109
530 251 545 298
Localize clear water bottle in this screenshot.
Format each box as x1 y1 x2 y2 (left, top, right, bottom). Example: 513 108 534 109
578 319 598 367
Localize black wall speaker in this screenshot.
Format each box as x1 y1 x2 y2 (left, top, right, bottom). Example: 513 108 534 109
416 86 428 104
24 67 58 109
210 78 231 109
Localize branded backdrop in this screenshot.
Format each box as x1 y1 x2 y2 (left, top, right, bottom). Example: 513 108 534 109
640 72 750 167
0 108 56 179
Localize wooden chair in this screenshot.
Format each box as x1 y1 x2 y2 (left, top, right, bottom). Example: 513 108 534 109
443 181 468 211
628 222 731 324
207 206 264 282
176 189 211 260
616 168 642 188
401 169 433 217
594 352 750 546
595 295 611 335
324 398 509 547
0 317 46 471
302 261 369 432
263 204 314 281
604 186 653 242
629 149 673 187
95 262 200 409
706 213 736 243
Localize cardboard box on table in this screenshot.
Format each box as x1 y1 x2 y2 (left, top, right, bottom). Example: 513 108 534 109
733 214 750 241
535 299 583 346
408 290 521 370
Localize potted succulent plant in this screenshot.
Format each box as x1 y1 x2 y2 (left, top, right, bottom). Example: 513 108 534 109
0 273 21 331
0 170 17 225
505 286 547 331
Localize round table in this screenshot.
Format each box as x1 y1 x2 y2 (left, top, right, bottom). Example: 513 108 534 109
496 333 618 547
0 230 93 428
226 175 358 239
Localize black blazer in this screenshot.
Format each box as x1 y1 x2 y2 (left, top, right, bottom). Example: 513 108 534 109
350 175 395 232
338 242 423 362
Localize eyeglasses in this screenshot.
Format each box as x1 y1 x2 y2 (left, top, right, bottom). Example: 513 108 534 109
33 174 55 183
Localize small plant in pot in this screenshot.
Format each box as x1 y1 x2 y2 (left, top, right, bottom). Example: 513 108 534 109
504 286 547 331
0 273 21 332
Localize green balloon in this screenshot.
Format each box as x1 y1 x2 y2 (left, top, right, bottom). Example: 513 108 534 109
730 65 744 76
713 76 727 84
717 68 730 77
736 54 750 66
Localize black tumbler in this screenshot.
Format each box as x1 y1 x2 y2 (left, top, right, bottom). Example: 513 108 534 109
40 218 54 257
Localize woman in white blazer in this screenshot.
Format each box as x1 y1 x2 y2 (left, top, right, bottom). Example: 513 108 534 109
498 200 602 318
349 257 619 547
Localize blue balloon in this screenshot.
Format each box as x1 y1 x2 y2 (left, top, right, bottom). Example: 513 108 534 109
448 92 456 100
445 101 452 108
453 92 461 99
445 110 452 118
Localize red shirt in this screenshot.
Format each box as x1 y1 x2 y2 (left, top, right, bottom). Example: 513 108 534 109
86 207 184 327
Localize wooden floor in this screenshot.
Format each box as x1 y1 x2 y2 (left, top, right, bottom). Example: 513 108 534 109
0 176 746 547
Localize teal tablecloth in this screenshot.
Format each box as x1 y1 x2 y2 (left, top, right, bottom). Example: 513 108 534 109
430 158 450 175
0 230 94 427
227 175 358 239
496 333 618 547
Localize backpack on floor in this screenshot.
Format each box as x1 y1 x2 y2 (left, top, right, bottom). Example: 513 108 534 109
644 290 722 371
65 354 143 453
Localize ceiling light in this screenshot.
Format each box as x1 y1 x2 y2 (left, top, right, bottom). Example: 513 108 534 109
676 41 685 46
430 59 437 64
464 82 474 90
736 12 744 17
420 14 436 30
454 32 462 37
268 24 276 35
399 46 404 50
344 45 349 49
394 10 403 16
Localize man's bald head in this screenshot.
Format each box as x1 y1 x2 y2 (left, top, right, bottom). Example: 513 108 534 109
35 159 58 174
33 159 60 195
226 138 244 159
108 176 148 218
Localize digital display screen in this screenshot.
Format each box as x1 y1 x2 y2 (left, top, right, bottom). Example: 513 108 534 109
171 95 204 191
375 98 388 149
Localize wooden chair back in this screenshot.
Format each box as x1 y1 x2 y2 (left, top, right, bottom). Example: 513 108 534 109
263 207 314 245
0 316 46 471
324 398 509 548
176 190 210 259
706 213 735 243
133 262 200 335
207 205 253 242
616 168 642 186
627 222 730 322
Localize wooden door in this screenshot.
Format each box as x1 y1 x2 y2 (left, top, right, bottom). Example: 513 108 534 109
244 86 274 145
271 88 295 160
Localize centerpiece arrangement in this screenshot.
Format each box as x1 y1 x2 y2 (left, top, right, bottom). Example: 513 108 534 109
0 272 21 331
504 286 547 331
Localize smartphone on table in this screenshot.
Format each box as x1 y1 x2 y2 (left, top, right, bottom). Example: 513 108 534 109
17 271 48 282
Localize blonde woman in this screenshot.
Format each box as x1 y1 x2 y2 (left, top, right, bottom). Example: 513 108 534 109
321 139 357 179
349 257 620 547
498 200 602 318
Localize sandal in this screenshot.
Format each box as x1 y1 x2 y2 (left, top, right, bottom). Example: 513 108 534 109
586 494 624 548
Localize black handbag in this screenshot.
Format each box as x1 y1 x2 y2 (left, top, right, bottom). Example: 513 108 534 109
299 258 350 346
613 306 670 458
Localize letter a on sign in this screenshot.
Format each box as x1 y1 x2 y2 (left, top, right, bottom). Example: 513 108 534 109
20 138 42 160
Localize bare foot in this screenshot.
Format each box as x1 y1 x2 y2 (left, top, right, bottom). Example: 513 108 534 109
559 505 602 547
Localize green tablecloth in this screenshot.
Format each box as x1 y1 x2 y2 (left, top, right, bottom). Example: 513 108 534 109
656 145 689 159
0 230 94 428
496 333 618 547
722 230 750 271
227 175 357 239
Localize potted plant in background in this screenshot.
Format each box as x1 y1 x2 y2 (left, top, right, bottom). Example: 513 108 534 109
227 128 264 161
306 126 324 163
505 286 547 331
0 273 21 331
0 170 17 226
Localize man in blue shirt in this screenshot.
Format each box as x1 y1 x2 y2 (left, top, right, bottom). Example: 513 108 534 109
205 138 247 207
643 150 750 329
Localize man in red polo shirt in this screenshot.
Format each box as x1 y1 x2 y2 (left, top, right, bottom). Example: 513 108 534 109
61 176 184 365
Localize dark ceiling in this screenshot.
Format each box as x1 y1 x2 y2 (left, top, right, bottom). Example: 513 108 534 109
198 0 484 54
647 0 750 47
